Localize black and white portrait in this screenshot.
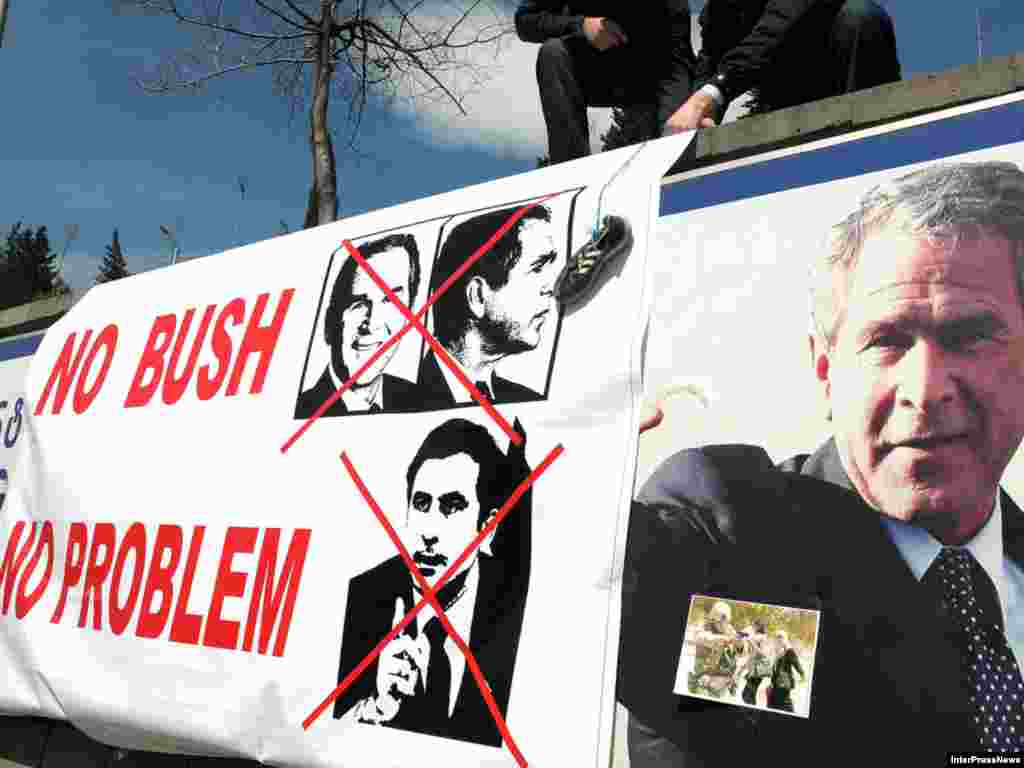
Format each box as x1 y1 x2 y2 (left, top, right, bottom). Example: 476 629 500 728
417 202 567 408
295 231 431 418
333 417 533 747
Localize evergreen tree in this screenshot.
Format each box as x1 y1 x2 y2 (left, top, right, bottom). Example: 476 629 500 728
96 229 131 284
0 223 57 304
600 106 655 153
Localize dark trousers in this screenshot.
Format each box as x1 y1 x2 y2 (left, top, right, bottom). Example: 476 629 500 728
742 675 764 705
535 37 693 164
753 0 901 112
767 685 795 712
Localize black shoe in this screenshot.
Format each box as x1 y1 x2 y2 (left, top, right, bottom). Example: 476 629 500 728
554 214 633 310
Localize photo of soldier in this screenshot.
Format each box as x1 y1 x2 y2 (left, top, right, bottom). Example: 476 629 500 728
674 596 819 717
686 601 741 699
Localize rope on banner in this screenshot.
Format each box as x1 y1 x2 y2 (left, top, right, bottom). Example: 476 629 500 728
639 379 714 434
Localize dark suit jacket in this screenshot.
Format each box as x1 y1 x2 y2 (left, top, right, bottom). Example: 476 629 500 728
333 473 532 747
294 366 423 418
618 438 1024 766
416 351 543 410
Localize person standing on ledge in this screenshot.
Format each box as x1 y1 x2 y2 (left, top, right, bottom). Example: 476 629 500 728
515 0 695 164
666 0 901 134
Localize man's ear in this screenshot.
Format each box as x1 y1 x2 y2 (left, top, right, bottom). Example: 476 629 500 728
478 508 498 556
467 276 489 320
809 333 832 420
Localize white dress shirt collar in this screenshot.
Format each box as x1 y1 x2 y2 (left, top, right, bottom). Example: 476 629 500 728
329 360 384 412
437 351 494 405
882 494 1007 626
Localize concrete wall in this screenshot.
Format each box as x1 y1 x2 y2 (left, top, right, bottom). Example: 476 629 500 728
0 293 73 340
2 50 1023 768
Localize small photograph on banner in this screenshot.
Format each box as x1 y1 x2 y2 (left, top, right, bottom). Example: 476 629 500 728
674 595 820 718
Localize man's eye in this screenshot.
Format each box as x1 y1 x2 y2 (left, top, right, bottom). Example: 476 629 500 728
345 300 371 317
943 328 990 351
439 500 468 517
412 493 431 512
866 333 911 351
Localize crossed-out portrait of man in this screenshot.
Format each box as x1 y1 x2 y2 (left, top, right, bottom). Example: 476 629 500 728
295 234 423 418
417 205 564 408
619 160 1024 766
333 417 532 747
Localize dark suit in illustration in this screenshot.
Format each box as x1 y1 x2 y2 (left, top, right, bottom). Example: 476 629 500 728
333 424 533 746
294 367 424 418
416 350 543 410
617 439 1019 766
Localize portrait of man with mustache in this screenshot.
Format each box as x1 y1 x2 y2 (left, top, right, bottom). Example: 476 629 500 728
333 417 533 748
294 233 423 417
417 204 564 408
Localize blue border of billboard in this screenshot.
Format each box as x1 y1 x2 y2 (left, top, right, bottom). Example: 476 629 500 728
660 97 1024 216
0 333 44 363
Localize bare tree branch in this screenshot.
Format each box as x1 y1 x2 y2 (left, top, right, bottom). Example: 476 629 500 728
160 0 311 40
281 0 318 26
140 57 315 91
126 0 512 226
254 0 312 31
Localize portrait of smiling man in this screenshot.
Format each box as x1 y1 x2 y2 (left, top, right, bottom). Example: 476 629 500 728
619 161 1024 766
295 234 422 417
333 417 532 747
418 204 563 408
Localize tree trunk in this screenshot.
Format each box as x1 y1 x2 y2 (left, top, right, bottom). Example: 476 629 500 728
306 1 338 228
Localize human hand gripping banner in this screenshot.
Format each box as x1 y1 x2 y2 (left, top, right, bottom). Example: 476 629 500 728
0 133 692 766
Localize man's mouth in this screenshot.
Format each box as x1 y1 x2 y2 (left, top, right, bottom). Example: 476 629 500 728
889 433 969 452
352 340 382 353
414 552 447 567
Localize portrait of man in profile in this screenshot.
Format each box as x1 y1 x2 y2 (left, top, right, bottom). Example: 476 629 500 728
333 417 533 747
417 205 564 408
295 234 423 417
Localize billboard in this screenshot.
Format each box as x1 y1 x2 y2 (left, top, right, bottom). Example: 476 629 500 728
622 91 1024 764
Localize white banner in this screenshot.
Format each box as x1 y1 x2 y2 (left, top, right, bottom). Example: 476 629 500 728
0 134 691 767
0 336 38 512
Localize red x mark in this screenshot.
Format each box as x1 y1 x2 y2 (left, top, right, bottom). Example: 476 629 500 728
302 444 563 768
296 198 572 766
280 194 562 454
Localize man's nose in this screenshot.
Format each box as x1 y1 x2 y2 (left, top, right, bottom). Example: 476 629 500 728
420 533 439 550
358 303 384 335
896 339 957 413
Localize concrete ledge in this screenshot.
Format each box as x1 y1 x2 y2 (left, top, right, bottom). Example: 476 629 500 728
0 294 73 339
691 51 1024 168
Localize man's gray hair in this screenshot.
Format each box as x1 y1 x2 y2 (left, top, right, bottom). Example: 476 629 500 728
711 601 731 620
809 161 1024 346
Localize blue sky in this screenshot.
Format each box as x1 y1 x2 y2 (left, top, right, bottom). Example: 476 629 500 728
1 0 1022 294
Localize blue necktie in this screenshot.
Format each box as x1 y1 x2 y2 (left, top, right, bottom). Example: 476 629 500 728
925 547 1024 752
